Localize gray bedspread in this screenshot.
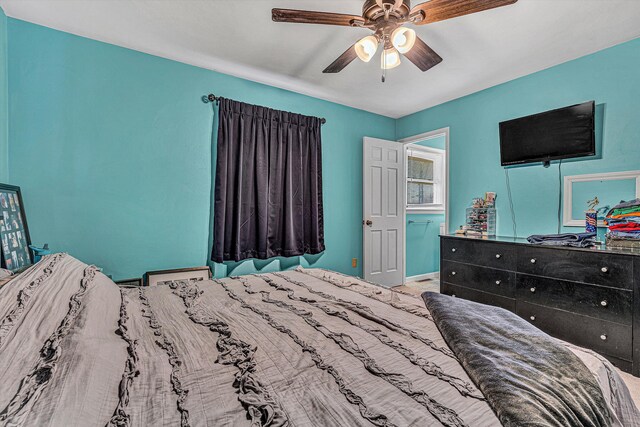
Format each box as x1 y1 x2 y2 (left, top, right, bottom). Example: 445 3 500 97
0 254 636 426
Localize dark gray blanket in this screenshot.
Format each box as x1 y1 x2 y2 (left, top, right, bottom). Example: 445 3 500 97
422 292 613 427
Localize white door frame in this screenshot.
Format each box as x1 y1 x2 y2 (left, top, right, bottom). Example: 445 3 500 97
398 127 450 283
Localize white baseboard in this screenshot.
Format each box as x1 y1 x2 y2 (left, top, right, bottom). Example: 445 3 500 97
406 271 439 282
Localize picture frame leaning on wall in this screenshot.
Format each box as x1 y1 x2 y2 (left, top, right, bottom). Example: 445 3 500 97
0 184 33 271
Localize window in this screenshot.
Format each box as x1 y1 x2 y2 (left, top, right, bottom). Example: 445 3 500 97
406 145 445 213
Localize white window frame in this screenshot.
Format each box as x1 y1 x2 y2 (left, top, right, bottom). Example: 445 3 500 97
405 145 446 214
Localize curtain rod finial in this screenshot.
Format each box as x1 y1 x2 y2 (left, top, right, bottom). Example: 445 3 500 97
202 94 218 104
320 118 327 125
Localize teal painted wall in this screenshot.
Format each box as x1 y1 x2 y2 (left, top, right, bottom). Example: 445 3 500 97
6 17 640 280
7 19 395 280
406 134 446 276
0 7 7 183
406 214 444 276
413 135 446 150
397 37 640 238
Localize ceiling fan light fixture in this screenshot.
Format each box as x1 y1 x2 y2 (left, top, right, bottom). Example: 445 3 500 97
355 35 379 62
273 0 518 75
391 27 416 54
381 47 401 70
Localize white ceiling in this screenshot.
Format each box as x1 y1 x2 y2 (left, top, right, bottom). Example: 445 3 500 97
2 0 640 118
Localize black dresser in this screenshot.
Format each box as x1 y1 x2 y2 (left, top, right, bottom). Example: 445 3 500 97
440 234 640 377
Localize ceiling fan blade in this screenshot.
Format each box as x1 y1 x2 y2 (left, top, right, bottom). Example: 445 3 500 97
411 0 517 25
403 37 442 72
323 44 358 73
272 8 365 26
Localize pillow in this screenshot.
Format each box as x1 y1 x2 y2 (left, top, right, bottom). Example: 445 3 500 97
0 268 13 287
0 268 12 280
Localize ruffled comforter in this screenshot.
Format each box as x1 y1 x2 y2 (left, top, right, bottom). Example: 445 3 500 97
0 254 636 426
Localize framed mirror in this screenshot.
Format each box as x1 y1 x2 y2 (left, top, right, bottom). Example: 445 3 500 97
563 171 640 227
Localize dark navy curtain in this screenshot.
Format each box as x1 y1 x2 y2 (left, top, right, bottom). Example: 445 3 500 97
211 98 325 263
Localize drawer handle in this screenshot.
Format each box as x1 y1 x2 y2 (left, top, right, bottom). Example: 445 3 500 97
451 248 457 253
600 300 608 307
451 271 456 276
601 267 609 273
530 287 536 293
600 334 607 341
530 315 536 321
495 254 502 259
495 280 501 285
530 258 537 264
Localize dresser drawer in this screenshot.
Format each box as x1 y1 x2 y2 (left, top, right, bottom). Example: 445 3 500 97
516 246 632 289
442 261 515 298
516 301 632 361
441 238 516 270
516 274 633 325
441 282 516 312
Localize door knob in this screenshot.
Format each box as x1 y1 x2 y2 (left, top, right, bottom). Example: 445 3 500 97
363 219 373 226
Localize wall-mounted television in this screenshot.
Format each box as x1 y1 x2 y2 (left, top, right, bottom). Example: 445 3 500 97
499 101 595 167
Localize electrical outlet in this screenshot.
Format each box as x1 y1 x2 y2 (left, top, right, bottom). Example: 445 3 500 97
352 258 357 268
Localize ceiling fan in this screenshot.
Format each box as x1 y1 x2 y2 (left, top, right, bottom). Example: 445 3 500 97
272 0 518 80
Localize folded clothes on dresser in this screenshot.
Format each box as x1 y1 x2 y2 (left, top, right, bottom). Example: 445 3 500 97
609 223 640 231
608 231 640 239
606 200 640 216
527 232 597 248
606 198 640 241
606 217 640 225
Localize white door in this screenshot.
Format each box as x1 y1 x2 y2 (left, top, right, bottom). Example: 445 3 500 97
363 137 404 287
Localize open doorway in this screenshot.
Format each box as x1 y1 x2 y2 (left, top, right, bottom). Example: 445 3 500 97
397 128 449 295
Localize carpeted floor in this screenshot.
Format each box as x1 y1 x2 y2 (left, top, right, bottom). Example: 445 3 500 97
392 278 440 296
391 279 640 408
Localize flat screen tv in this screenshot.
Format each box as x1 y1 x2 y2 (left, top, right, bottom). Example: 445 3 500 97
499 101 595 166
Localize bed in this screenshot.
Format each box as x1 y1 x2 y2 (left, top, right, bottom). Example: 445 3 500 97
0 254 637 426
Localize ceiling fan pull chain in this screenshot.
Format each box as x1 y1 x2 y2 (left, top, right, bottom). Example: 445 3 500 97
382 51 386 83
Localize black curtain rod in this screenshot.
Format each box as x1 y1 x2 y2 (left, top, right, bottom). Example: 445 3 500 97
202 93 327 125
